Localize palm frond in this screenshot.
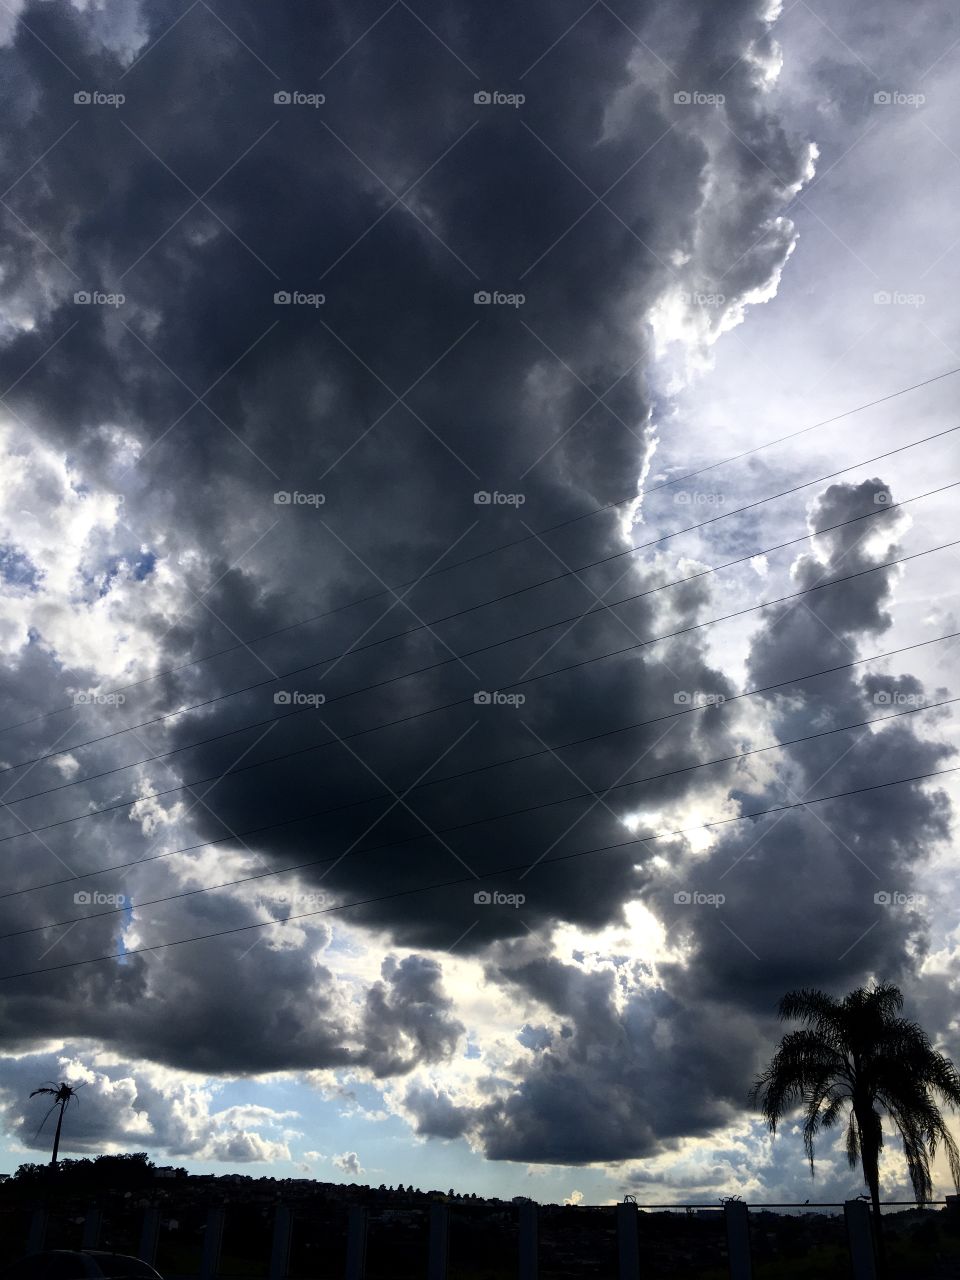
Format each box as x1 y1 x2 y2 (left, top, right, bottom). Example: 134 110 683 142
845 1109 860 1170
33 1100 60 1141
755 982 960 1203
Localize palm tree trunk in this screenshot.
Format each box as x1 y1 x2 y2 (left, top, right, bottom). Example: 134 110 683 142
856 1108 887 1276
50 1101 65 1166
868 1177 887 1274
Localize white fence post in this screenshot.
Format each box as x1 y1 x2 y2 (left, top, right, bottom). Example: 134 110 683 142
269 1203 293 1280
200 1205 224 1279
345 1205 367 1280
138 1206 160 1267
616 1202 640 1278
844 1200 877 1280
26 1206 47 1253
81 1205 102 1249
518 1201 538 1280
724 1201 752 1279
427 1202 449 1280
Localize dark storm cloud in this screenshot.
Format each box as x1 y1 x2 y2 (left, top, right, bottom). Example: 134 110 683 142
5 0 930 1173
0 0 813 569
0 875 462 1078
402 1082 471 1140
361 955 464 1077
403 480 957 1161
449 948 759 1162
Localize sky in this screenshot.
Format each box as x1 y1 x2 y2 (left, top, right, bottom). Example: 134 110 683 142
0 0 958 1208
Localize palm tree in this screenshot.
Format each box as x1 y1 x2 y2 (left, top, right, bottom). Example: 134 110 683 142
751 984 960 1238
30 1081 83 1166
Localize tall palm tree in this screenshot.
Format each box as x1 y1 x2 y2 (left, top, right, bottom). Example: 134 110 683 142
751 984 960 1230
30 1081 83 1166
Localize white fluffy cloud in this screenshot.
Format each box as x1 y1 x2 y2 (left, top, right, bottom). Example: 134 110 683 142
0 1050 298 1163
332 1150 364 1178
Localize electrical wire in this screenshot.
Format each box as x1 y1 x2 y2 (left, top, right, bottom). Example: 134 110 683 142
1 627 954 899
2 761 956 982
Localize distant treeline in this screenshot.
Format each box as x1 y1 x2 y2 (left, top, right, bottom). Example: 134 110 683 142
9 1152 181 1188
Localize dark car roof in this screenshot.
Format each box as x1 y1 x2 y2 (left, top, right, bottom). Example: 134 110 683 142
81 1254 160 1277
0 1250 162 1279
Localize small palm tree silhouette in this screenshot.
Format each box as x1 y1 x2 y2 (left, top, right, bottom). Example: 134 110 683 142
751 984 960 1242
30 1080 83 1166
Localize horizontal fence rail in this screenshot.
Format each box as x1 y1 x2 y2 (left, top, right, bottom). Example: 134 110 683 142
10 1192 959 1279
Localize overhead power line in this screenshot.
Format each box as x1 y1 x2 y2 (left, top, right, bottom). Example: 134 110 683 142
1 537 956 839
2 762 957 982
1 627 955 895
3 387 958 738
3 693 954 943
2 477 952 781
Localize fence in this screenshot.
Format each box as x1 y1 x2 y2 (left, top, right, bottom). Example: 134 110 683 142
16 1193 960 1278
